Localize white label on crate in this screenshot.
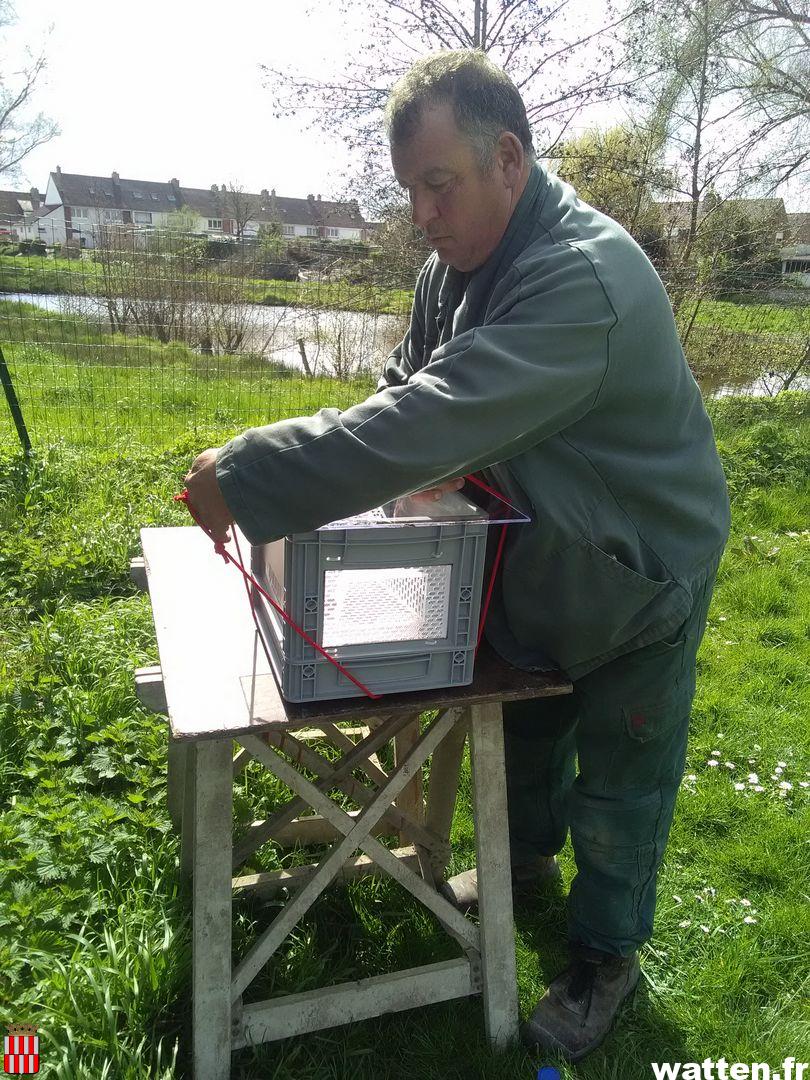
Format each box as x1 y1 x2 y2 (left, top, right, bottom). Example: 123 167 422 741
321 565 452 647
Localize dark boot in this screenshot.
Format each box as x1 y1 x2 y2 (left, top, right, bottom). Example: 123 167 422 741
521 945 640 1061
440 856 560 911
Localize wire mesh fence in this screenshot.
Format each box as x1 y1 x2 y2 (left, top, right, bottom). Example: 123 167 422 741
0 216 808 453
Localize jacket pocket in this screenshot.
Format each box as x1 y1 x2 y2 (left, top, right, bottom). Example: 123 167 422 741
622 692 688 743
502 534 690 676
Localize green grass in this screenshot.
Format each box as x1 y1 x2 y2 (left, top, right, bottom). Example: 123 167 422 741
0 395 808 1077
0 253 413 315
0 299 377 446
675 296 809 392
0 254 105 296
694 297 809 336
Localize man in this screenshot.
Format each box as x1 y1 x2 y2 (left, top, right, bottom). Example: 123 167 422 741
185 51 730 1061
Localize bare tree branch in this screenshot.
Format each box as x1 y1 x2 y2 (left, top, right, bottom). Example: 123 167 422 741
0 9 57 179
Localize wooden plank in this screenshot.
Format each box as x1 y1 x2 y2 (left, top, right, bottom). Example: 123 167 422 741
180 742 197 880
231 711 444 868
318 722 386 779
232 846 419 896
232 958 474 1049
140 527 570 743
239 810 390 850
468 703 519 1049
296 725 371 741
166 740 188 835
425 708 469 869
231 709 470 1000
260 727 445 857
140 528 274 741
236 721 480 962
394 717 425 846
134 665 167 713
240 641 571 733
129 556 147 592
191 739 234 1080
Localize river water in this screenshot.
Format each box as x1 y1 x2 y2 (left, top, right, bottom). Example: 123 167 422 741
3 291 407 378
4 290 807 395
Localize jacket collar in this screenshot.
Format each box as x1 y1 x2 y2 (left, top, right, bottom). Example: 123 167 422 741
467 162 547 302
436 163 548 338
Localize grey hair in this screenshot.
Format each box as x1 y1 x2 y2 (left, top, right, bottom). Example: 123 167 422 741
384 50 536 169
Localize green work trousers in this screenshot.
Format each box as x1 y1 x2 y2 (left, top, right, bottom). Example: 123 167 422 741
502 557 720 957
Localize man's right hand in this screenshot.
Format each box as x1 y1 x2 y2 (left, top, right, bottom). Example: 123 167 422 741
409 477 466 503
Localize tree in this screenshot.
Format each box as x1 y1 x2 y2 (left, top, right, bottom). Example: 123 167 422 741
694 198 781 291
625 0 809 263
0 1 57 177
222 184 261 240
263 0 648 210
724 0 810 192
553 123 674 240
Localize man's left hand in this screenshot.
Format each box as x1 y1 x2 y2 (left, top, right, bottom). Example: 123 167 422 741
184 447 234 544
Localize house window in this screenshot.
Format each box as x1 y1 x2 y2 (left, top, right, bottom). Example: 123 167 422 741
133 211 152 224
102 209 123 223
132 191 143 199
153 194 162 201
207 219 222 230
306 226 318 236
71 207 88 219
326 227 340 237
775 231 784 242
282 224 294 235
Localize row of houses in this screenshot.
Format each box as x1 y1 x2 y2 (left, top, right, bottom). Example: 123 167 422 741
0 170 808 281
0 168 372 248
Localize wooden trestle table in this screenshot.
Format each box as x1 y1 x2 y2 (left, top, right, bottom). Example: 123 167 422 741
133 526 572 1080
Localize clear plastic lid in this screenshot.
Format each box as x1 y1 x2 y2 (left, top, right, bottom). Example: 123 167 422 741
317 481 530 530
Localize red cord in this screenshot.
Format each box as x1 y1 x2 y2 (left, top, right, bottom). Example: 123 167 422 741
174 472 517 695
476 523 507 652
174 490 381 699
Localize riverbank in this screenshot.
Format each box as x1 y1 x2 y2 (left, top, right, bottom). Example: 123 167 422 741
0 253 413 315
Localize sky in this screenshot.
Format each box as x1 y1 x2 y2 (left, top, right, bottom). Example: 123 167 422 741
5 0 360 200
3 0 807 211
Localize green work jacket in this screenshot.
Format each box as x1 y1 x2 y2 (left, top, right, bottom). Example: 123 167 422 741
217 164 730 679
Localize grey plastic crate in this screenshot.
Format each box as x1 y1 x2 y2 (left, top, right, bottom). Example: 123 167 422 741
250 504 488 702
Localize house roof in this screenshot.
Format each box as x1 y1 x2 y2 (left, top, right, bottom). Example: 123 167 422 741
49 172 183 214
787 212 810 244
0 190 28 220
656 197 787 229
47 172 368 229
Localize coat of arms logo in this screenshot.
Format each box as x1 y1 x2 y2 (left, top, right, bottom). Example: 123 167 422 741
3 1025 39 1075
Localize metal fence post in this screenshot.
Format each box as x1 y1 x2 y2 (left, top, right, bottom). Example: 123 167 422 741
0 345 31 456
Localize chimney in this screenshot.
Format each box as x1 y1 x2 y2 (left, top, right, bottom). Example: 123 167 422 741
112 170 120 182
307 194 314 201
170 177 179 187
30 187 40 209
271 188 276 197
317 194 321 201
55 165 62 176
211 184 219 193
260 188 269 197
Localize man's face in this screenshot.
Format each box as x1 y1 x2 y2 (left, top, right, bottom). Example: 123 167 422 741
390 101 524 273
